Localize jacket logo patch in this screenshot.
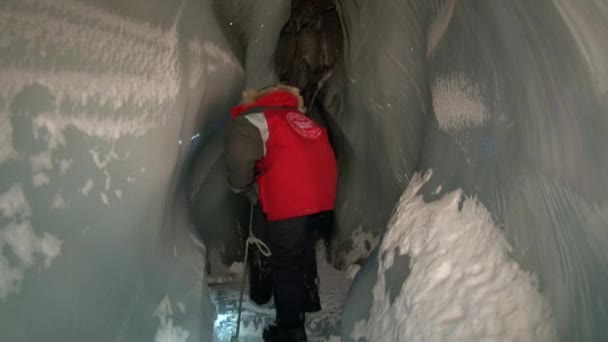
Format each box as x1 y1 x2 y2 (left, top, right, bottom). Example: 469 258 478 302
286 112 321 139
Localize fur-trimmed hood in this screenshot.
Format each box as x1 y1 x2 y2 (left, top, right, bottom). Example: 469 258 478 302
230 85 306 119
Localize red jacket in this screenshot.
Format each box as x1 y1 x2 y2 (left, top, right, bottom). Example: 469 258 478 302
225 89 338 221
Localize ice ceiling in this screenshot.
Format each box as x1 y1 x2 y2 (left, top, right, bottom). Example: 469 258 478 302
0 0 607 341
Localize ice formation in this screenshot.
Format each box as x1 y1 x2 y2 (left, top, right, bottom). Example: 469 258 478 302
153 295 190 342
343 227 380 267
52 193 69 209
0 109 17 164
432 75 490 132
58 159 73 175
0 0 185 216
355 171 557 341
426 0 456 56
28 152 53 172
0 184 62 300
32 172 50 187
81 178 94 196
100 192 109 206
0 184 31 219
346 264 361 280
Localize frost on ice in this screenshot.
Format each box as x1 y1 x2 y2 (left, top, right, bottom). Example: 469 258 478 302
354 171 557 342
0 0 182 139
0 184 31 219
52 193 69 209
100 192 109 206
32 172 50 187
104 171 111 190
432 74 490 132
0 184 62 300
0 109 17 164
154 295 190 342
343 227 379 267
29 152 53 172
0 0 185 199
59 159 73 175
81 178 94 196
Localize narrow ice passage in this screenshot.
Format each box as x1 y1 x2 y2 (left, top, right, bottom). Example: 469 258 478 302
1 0 607 342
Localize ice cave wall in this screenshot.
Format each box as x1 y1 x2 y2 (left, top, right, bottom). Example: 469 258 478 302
1 0 608 341
0 0 244 340
340 1 608 341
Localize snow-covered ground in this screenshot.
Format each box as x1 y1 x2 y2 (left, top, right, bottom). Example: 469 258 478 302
351 171 557 342
210 244 351 342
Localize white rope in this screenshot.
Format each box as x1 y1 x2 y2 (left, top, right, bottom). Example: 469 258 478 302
232 201 272 341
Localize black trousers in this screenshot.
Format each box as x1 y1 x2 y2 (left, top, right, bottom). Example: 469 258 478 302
266 211 333 328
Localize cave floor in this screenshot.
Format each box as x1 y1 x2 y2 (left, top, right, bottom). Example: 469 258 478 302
210 250 351 342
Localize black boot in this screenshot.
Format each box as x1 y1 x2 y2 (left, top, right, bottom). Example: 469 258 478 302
304 275 321 313
262 323 307 342
249 249 273 305
248 205 273 305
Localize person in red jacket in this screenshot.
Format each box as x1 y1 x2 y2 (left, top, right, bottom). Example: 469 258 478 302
224 84 338 342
